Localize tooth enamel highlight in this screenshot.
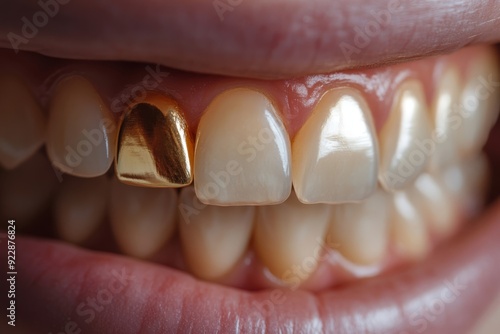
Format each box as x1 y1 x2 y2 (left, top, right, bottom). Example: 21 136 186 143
379 80 432 192
109 178 177 258
0 76 45 170
194 88 292 206
115 94 194 188
178 187 254 280
430 67 462 169
46 76 116 177
459 52 500 158
292 88 378 204
391 191 430 259
328 189 389 265
0 152 57 227
253 192 330 286
55 175 108 244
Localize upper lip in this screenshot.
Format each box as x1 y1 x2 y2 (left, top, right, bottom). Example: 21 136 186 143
1 0 500 78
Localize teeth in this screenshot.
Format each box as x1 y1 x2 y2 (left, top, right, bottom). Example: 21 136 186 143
407 173 457 238
46 76 116 177
390 191 430 259
0 152 57 227
379 80 432 192
430 67 462 168
327 189 389 265
253 192 330 286
292 88 378 204
194 88 292 205
54 175 109 244
0 76 45 169
178 187 254 280
459 52 500 157
109 178 177 258
115 94 194 187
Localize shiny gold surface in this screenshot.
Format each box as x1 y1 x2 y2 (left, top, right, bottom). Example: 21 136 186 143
115 94 194 187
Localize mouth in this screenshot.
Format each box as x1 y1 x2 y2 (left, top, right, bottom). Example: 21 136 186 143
1 2 500 334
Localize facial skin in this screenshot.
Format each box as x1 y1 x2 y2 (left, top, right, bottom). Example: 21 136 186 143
1 1 500 333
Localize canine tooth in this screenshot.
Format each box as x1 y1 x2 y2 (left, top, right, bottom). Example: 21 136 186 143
0 152 57 227
115 94 193 187
253 192 330 287
459 52 500 157
0 76 45 169
55 176 108 244
178 187 254 280
194 88 291 205
328 189 389 265
47 76 116 177
379 80 432 192
109 178 177 258
430 67 462 169
391 191 430 259
292 88 378 204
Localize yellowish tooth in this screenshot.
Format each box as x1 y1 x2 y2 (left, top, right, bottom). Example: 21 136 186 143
194 88 292 206
47 76 116 177
328 189 389 265
379 80 432 192
178 187 254 280
115 94 193 188
109 178 177 258
430 67 462 169
55 175 109 244
0 76 45 170
292 88 379 204
253 192 330 287
0 152 57 227
459 51 500 157
390 191 430 259
407 173 457 239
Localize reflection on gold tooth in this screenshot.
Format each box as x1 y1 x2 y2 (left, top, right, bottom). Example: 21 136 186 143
55 175 108 244
328 189 389 265
46 76 116 177
379 80 432 192
0 152 57 228
253 192 330 286
407 173 458 239
115 94 193 188
292 88 379 204
178 187 254 280
391 191 430 259
430 67 462 169
194 88 292 206
109 178 177 259
0 76 45 170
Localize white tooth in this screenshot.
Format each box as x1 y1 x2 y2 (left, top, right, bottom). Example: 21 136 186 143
430 67 462 169
178 187 254 280
292 88 379 204
55 176 109 244
109 178 177 258
459 51 500 157
328 189 389 265
379 80 432 192
194 88 292 205
0 76 45 170
391 191 430 259
0 152 57 228
253 192 330 287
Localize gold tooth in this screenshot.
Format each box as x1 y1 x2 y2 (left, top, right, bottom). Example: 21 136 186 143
115 94 193 187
